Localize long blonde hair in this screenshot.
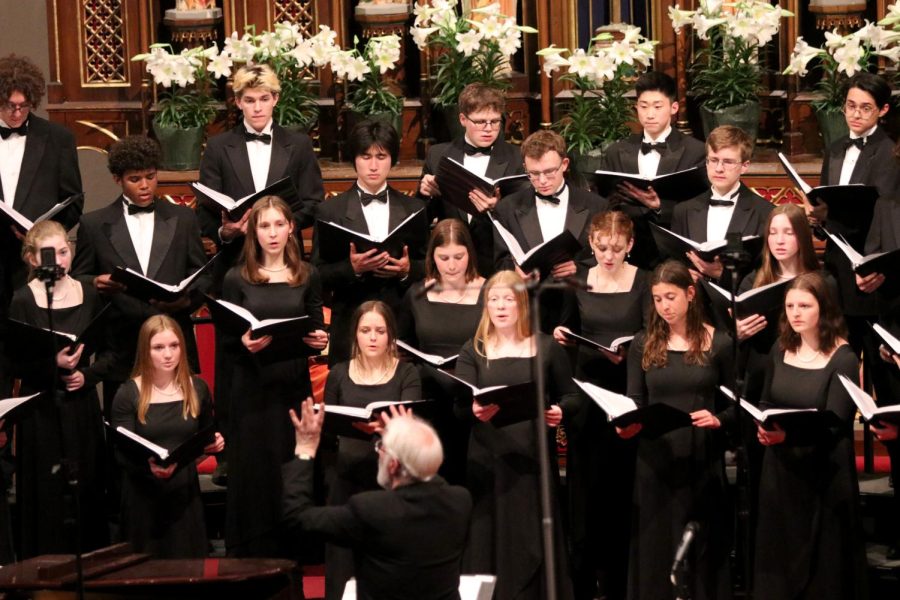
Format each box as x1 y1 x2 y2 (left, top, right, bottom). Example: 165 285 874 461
473 270 531 358
131 315 199 424
21 220 69 279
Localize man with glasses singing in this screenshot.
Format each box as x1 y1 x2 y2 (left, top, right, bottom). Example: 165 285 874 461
671 125 772 288
418 83 528 277
283 400 472 600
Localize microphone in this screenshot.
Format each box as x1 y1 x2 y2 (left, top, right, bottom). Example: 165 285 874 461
670 521 699 583
719 231 750 268
35 247 65 288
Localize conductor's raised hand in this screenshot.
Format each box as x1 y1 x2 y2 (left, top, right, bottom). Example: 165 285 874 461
350 242 390 274
289 397 324 458
149 458 177 479
242 330 273 353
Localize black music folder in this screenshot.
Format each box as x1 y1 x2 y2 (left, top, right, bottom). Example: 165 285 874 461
701 278 790 321
321 400 435 440
721 386 838 432
561 332 633 362
491 217 582 279
8 303 110 356
192 177 298 220
206 297 313 339
438 370 540 428
824 230 900 277
573 379 692 438
397 340 459 367
839 374 900 426
0 193 81 233
316 209 427 262
592 166 707 202
0 393 42 421
107 422 215 468
650 223 763 264
110 254 216 303
435 156 528 215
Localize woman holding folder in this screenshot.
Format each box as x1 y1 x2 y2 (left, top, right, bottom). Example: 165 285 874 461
455 270 579 600
753 273 866 599
323 300 420 600
8 220 110 557
623 260 733 600
398 218 485 485
220 196 328 557
111 315 224 557
552 210 649 600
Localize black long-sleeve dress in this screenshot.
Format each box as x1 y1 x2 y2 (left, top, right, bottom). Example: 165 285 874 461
398 284 483 485
625 330 733 600
111 376 213 558
322 360 421 600
8 282 110 558
220 265 325 557
455 334 580 600
753 345 867 599
559 267 649 600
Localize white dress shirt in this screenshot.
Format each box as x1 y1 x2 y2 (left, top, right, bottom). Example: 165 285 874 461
245 119 274 193
838 124 877 185
0 117 27 208
122 196 155 275
359 183 391 240
637 126 671 178
706 183 740 243
535 182 569 243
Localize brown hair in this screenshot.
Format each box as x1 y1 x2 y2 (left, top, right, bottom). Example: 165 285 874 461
240 196 309 287
458 83 506 116
778 272 847 354
589 210 634 246
21 220 69 277
349 301 400 361
642 261 710 370
425 218 480 283
521 129 567 161
706 125 753 163
131 315 200 425
0 54 46 107
473 270 531 358
753 203 819 288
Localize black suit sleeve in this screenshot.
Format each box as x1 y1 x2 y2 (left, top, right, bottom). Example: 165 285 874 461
626 333 648 407
55 127 84 231
291 133 324 231
197 145 227 241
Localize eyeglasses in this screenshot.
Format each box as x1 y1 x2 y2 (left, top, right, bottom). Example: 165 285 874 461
1 101 32 113
705 157 744 170
843 101 876 117
464 114 503 130
526 163 565 180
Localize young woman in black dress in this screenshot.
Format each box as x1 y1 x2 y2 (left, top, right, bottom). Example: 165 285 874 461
9 221 110 557
754 272 866 599
111 315 224 558
323 300 420 600
456 269 580 600
399 218 485 484
553 210 649 600
221 196 328 557
623 260 733 600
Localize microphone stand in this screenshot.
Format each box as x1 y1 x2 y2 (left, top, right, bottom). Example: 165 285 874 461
35 265 85 600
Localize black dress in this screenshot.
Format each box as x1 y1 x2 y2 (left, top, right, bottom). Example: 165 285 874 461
111 376 213 558
455 334 580 600
8 283 110 558
322 360 421 600
753 345 867 599
625 331 733 600
559 267 649 600
399 284 483 485
220 265 325 557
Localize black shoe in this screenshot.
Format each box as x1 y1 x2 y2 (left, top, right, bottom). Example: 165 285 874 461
887 544 900 561
211 461 228 487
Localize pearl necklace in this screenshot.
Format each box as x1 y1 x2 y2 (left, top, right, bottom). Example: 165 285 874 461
153 382 179 396
353 360 392 385
591 268 622 293
260 263 288 272
437 287 468 304
796 349 821 363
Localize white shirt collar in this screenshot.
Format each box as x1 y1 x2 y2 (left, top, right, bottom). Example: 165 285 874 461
643 126 672 144
244 119 274 136
710 182 741 201
850 124 877 140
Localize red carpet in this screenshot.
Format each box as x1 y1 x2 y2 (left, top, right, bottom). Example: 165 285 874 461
303 564 325 599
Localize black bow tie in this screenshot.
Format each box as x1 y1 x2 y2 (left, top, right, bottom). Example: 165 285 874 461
640 140 667 155
244 130 272 144
536 185 565 205
358 187 388 206
846 136 866 150
708 190 739 207
464 142 491 156
0 122 27 140
126 201 155 215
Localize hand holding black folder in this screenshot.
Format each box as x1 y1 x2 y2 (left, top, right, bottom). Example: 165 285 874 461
490 216 582 279
0 193 81 233
700 278 790 322
110 254 217 303
592 167 707 203
192 177 298 221
107 422 216 469
437 369 539 427
316 209 427 262
206 297 313 340
573 379 692 438
650 223 763 264
435 156 528 215
720 386 838 432
321 400 435 440
823 229 900 277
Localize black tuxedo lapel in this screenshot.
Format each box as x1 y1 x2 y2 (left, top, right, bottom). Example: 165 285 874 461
146 206 177 280
484 151 510 181
266 126 291 186
343 192 371 236
686 196 710 243
516 194 545 247
726 190 755 237
619 137 641 175
657 137 686 176
387 189 413 232
13 120 48 211
223 129 255 196
849 139 880 184
827 147 845 187
104 200 141 271
565 191 591 242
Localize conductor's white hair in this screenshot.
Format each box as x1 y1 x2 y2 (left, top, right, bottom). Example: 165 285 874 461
382 414 443 481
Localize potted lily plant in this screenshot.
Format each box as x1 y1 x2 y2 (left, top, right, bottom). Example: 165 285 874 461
669 0 793 141
133 43 225 170
410 0 537 139
784 20 900 148
538 24 656 178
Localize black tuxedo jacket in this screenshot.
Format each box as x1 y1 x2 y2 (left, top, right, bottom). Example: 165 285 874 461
821 128 900 315
198 123 324 281
419 139 527 278
71 196 211 381
312 187 427 364
865 196 900 315
282 458 472 600
601 129 707 269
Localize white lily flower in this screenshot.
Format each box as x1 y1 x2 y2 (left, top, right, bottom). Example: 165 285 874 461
207 51 233 79
824 29 846 51
473 16 505 40
693 14 726 40
455 29 483 57
566 49 595 79
224 32 257 63
668 5 695 32
343 56 371 82
592 52 617 82
498 29 522 57
834 39 864 76
702 0 723 15
875 46 900 63
608 40 635 65
411 26 438 50
540 52 568 77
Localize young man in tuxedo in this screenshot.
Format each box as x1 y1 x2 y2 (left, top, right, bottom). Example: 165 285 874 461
418 83 527 277
671 125 773 287
283 400 472 600
72 136 210 412
600 71 706 270
313 119 427 365
0 54 83 395
492 129 607 331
